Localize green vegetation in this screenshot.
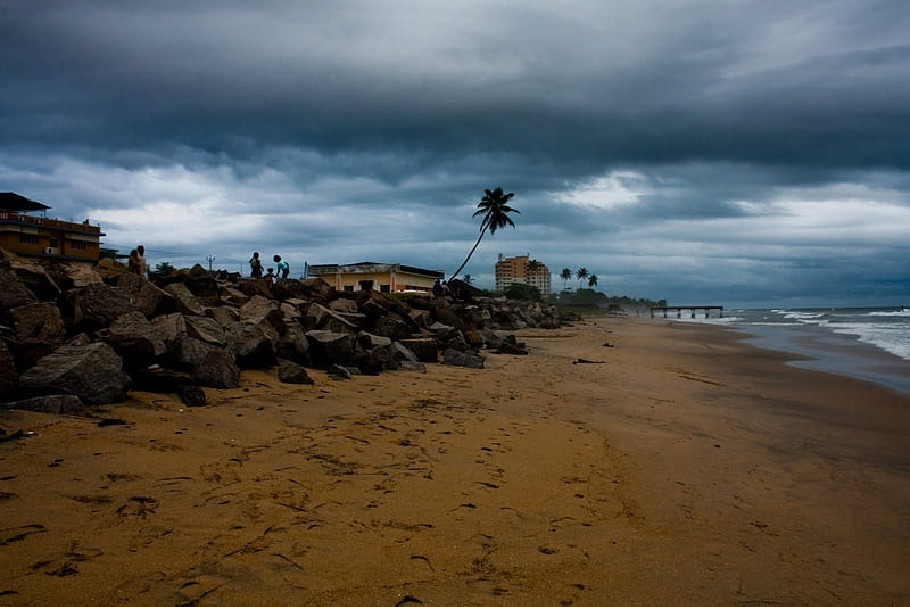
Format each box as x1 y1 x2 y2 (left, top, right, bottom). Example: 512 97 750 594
557 289 667 314
503 283 542 302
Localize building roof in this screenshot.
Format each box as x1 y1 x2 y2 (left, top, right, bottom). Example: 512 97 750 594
0 192 51 212
308 261 444 278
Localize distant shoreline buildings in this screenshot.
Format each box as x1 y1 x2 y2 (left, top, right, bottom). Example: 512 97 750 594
495 254 551 294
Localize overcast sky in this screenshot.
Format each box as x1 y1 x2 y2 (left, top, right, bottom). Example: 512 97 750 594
2 1 908 307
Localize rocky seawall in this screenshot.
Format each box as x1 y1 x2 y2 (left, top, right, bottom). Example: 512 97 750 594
0 253 565 414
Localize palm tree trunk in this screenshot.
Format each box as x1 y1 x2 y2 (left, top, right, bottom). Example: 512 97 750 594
449 224 488 281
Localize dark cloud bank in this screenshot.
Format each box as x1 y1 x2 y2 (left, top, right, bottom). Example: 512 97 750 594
2 0 908 307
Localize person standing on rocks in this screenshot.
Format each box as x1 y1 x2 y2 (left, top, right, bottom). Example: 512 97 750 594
129 245 148 277
249 251 263 278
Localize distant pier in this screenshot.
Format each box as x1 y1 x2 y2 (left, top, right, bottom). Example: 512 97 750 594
651 305 723 319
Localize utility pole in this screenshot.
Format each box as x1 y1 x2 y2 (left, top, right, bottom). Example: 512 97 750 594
206 255 215 273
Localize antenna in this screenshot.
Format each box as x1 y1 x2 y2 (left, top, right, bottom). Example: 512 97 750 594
205 254 215 273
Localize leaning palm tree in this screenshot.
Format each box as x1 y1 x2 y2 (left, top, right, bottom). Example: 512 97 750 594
587 274 598 288
449 187 519 281
560 267 572 289
576 267 588 289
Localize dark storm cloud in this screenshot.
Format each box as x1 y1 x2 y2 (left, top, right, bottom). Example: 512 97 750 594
3 0 908 172
1 0 909 306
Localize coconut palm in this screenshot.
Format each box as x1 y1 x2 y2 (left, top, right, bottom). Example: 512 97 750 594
588 274 598 288
449 187 519 281
462 274 473 285
560 267 572 289
576 267 588 289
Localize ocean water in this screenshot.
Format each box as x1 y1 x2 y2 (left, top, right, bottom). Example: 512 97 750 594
665 307 910 396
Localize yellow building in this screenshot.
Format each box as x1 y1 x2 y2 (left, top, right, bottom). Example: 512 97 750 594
0 192 105 263
495 254 551 294
307 262 444 294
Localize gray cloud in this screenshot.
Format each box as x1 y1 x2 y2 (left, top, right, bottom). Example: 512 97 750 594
1 0 909 306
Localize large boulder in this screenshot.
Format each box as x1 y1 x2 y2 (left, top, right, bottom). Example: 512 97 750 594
184 316 226 346
398 338 439 363
408 309 433 330
19 342 131 404
305 330 356 368
116 272 173 317
353 350 385 375
428 321 456 344
486 331 529 355
356 333 392 350
275 277 334 302
46 263 103 291
240 295 283 327
302 303 360 334
193 350 240 389
276 323 310 365
0 261 37 310
208 306 240 327
302 303 331 331
328 298 358 314
2 254 61 302
368 342 421 371
174 336 219 368
101 311 168 368
183 264 220 300
151 313 187 355
443 348 485 369
220 285 251 306
226 321 278 368
6 302 66 344
71 283 137 327
164 283 205 316
277 359 315 385
236 279 274 299
370 313 416 341
433 307 463 330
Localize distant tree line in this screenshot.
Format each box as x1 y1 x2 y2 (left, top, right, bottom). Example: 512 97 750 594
557 290 667 313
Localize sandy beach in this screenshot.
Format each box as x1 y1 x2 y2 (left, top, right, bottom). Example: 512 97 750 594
1 316 908 606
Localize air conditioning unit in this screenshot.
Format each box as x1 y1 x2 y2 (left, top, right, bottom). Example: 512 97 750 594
44 247 59 255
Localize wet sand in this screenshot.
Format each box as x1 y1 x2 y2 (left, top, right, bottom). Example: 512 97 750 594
1 317 908 606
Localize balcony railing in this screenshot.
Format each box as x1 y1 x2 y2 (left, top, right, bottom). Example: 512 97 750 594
0 211 103 234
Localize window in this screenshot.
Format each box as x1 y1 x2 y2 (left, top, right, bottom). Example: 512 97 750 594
70 241 87 251
18 234 39 245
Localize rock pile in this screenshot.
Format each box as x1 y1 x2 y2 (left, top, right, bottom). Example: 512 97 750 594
0 252 564 413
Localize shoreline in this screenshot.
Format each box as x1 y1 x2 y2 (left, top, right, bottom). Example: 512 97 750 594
1 316 908 605
668 309 910 396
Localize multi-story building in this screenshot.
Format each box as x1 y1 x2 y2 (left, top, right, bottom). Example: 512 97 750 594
307 261 444 294
0 192 105 263
495 254 551 294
